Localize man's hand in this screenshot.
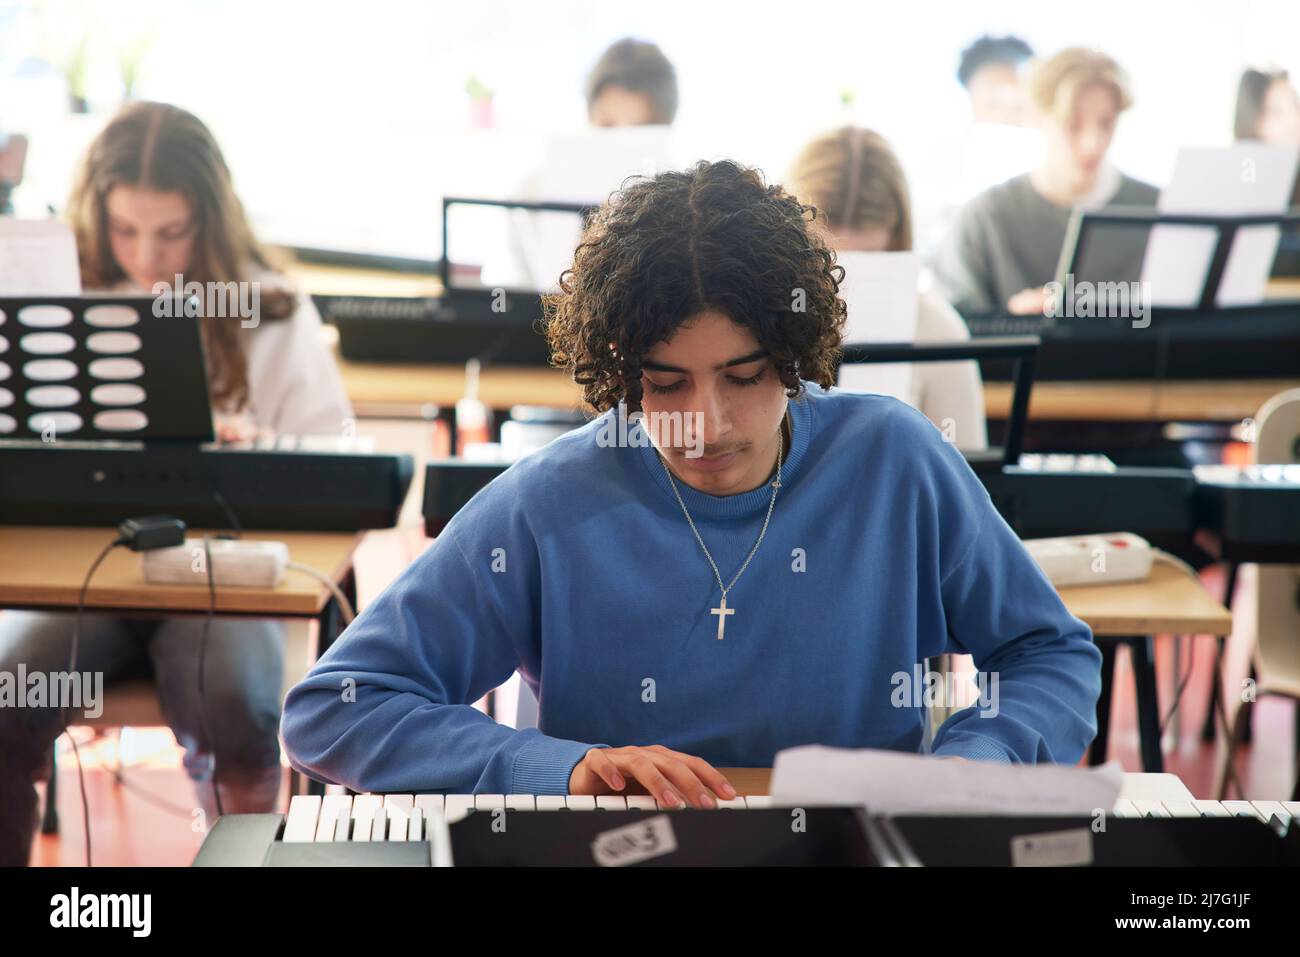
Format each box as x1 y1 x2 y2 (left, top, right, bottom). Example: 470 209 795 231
569 745 737 809
1006 286 1051 316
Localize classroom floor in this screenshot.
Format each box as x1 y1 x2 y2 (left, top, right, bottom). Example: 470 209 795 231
27 562 1299 867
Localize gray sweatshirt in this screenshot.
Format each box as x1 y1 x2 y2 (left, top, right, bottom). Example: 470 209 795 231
933 172 1160 317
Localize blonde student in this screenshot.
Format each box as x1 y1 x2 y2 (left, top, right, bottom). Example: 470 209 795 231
934 47 1158 317
789 126 988 451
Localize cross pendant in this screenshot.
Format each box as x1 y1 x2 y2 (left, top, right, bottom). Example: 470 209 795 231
710 595 735 640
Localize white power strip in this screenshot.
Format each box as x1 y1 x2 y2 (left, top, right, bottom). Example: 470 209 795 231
1023 533 1153 587
141 538 289 588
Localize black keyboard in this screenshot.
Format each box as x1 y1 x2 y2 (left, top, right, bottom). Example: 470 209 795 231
0 442 414 531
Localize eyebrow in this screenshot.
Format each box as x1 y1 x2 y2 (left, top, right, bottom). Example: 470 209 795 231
107 215 192 233
641 349 770 374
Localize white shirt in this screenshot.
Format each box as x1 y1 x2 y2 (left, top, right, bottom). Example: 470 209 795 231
910 291 988 452
110 270 353 436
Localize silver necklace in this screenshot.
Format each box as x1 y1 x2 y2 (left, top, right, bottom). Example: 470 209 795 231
656 419 785 640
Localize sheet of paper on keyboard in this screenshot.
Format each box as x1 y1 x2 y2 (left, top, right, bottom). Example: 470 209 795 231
771 745 1123 815
0 219 82 295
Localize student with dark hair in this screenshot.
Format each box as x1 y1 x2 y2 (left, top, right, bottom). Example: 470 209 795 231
957 34 1035 126
282 160 1100 805
1233 68 1300 274
1234 68 1300 145
585 37 678 127
935 47 1158 317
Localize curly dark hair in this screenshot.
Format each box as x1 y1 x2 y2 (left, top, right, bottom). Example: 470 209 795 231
544 159 847 413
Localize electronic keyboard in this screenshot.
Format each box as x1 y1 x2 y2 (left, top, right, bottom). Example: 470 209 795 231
0 441 414 531
1193 464 1300 562
193 791 1300 867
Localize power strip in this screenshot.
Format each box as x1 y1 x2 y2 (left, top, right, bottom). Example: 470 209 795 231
141 538 289 588
1023 532 1153 587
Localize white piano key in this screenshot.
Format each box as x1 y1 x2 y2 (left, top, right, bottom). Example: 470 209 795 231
444 795 475 823
384 795 413 841
626 796 657 810
315 794 353 842
1250 801 1290 826
414 794 445 820
506 794 537 811
1160 800 1203 818
283 795 322 843
1285 802 1300 820
565 795 597 810
596 796 628 810
744 796 773 808
717 798 747 809
372 806 388 841
350 794 382 841
1192 800 1231 817
333 808 351 842
408 806 424 841
1111 799 1140 818
1133 800 1171 818
474 794 506 811
1222 800 1266 821
352 813 373 842
535 796 567 811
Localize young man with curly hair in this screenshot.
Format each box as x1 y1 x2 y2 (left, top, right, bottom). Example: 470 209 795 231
282 160 1101 808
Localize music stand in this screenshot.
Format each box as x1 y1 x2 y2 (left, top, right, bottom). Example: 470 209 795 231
836 336 1040 472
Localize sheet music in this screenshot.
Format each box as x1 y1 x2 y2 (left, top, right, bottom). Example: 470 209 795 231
0 219 82 295
771 745 1123 815
835 251 919 403
1141 143 1299 307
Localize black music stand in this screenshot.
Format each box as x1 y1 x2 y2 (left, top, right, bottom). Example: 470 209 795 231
1057 207 1300 313
0 294 212 443
440 195 597 294
836 336 1040 473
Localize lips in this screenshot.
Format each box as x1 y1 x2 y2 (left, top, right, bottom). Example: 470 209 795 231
680 448 742 472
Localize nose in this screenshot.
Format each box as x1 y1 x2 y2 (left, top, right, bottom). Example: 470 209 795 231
692 383 731 450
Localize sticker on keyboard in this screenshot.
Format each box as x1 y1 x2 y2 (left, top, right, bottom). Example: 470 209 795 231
1010 828 1094 867
590 814 678 867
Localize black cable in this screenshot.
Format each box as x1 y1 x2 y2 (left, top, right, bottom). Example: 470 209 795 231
1159 636 1197 737
196 534 224 818
63 534 127 868
210 490 242 539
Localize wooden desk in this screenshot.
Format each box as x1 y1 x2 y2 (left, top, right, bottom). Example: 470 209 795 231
284 260 442 299
1057 562 1232 638
1055 562 1231 776
984 379 1295 422
720 768 1194 803
337 356 1294 425
338 356 584 415
0 526 360 617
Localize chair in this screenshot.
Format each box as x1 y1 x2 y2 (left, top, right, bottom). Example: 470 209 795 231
1214 388 1300 800
41 620 315 833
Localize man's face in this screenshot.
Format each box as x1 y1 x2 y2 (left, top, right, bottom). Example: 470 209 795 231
638 310 788 496
588 85 659 127
1041 83 1119 186
968 62 1028 126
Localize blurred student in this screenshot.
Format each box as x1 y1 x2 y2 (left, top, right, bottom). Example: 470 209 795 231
789 127 987 451
934 48 1158 317
494 38 678 290
586 37 678 128
0 101 351 866
1235 68 1300 275
958 34 1035 127
910 36 1040 263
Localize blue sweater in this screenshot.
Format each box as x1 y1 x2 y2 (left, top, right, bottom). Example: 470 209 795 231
281 383 1101 795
